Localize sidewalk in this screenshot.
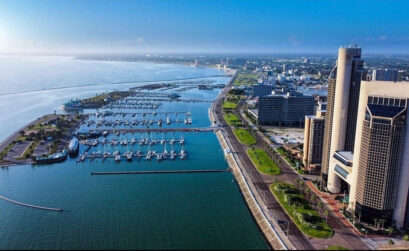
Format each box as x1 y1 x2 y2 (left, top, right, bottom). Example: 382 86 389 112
305 181 386 240
305 182 365 235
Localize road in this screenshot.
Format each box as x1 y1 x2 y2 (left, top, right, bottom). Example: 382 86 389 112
213 83 314 250
233 95 370 250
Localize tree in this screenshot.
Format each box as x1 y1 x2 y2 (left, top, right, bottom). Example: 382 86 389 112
305 187 310 197
388 239 394 247
403 234 409 248
295 178 301 190
317 201 323 213
311 194 316 206
387 227 393 236
380 219 386 230
374 218 379 230
324 209 329 223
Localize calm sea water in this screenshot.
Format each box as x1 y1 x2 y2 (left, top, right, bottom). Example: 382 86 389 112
0 56 269 250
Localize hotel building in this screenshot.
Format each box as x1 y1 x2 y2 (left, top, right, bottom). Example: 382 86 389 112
323 47 409 227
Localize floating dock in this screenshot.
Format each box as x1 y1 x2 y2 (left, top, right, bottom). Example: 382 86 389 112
0 195 62 212
90 127 220 133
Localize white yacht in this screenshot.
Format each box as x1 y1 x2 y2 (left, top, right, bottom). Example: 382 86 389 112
126 152 133 161
115 155 121 162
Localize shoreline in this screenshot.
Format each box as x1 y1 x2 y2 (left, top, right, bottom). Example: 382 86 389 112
0 114 85 167
0 75 229 98
209 71 293 250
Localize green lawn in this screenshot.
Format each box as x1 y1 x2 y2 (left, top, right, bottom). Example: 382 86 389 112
223 113 242 126
247 148 281 175
222 101 237 109
270 182 333 239
326 246 348 250
233 73 259 86
233 129 256 145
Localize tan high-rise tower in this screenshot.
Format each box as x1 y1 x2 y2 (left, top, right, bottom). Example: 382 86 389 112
321 47 365 190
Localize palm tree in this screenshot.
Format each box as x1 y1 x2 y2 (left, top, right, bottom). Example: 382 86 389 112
373 218 379 230
295 178 301 190
403 234 409 248
381 219 386 231
387 227 393 236
324 209 329 224
317 201 323 214
305 187 310 198
388 239 394 247
311 194 316 206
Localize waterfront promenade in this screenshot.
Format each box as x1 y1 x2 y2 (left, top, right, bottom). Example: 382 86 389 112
210 72 295 250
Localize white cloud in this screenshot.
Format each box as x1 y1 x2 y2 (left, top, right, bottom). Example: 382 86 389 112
137 37 144 43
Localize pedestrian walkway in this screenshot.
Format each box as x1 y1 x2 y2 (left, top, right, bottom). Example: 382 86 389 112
305 181 387 241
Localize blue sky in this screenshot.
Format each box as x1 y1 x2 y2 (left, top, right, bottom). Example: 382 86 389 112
0 0 408 54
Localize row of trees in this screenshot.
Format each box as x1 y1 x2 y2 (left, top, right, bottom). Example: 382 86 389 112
294 178 329 223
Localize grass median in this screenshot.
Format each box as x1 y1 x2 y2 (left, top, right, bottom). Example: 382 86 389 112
222 101 237 109
233 129 256 145
326 246 348 250
247 148 281 175
223 113 242 126
270 182 333 239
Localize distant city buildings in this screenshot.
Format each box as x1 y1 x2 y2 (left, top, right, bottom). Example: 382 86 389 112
252 84 273 97
372 68 399 81
282 64 288 73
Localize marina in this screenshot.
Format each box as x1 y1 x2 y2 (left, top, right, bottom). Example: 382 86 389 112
0 57 268 250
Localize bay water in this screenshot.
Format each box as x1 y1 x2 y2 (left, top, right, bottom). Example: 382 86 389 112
0 56 268 249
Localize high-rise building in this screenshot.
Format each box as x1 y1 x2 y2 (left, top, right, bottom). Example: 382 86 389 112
252 84 273 97
303 102 326 172
372 68 399 81
321 49 409 227
257 91 314 126
339 80 409 228
282 64 287 73
321 66 337 185
321 47 365 187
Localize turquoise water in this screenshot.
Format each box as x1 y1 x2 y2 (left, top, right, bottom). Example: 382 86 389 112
0 55 223 142
0 57 269 250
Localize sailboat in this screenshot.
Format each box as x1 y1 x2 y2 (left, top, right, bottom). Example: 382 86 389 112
180 145 187 159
